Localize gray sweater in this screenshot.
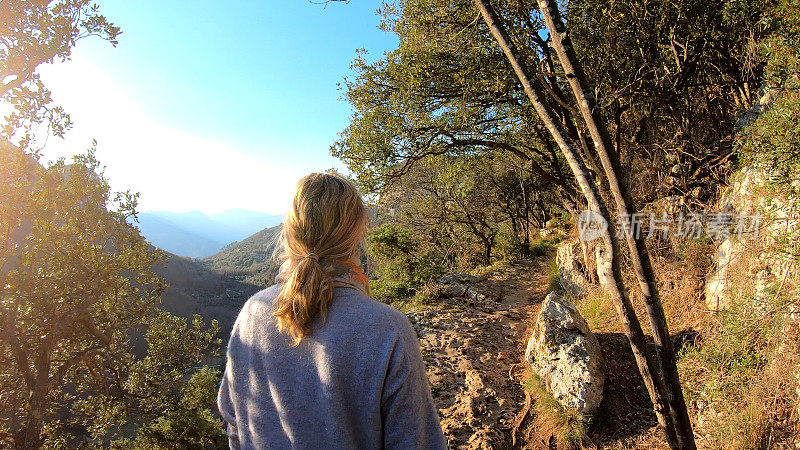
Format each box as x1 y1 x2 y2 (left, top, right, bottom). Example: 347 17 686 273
217 285 447 449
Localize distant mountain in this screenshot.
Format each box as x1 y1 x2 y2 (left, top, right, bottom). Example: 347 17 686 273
135 213 225 258
134 209 283 258
209 209 283 240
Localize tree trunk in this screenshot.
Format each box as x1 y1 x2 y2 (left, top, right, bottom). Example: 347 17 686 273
579 238 598 284
482 236 494 265
472 0 679 446
535 2 695 447
520 172 531 244
18 390 46 449
17 348 51 449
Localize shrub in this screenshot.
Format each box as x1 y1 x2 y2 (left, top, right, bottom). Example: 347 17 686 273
366 223 447 304
370 277 415 305
496 223 527 260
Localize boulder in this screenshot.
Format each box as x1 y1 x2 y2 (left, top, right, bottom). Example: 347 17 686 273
525 292 604 418
556 240 588 296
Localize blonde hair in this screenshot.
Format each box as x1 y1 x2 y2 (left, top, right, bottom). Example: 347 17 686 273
273 172 367 345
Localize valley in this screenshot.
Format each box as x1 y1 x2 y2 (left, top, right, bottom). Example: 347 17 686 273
155 225 283 336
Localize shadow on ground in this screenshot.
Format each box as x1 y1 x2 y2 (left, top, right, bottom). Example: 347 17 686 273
588 332 659 445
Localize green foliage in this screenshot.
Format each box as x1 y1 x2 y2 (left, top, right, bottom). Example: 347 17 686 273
761 0 800 86
677 300 785 447
112 367 227 449
334 0 569 271
0 142 223 447
0 0 121 146
736 0 800 260
203 225 283 286
367 223 446 303
368 222 416 261
496 223 526 260
529 236 561 258
370 277 416 304
547 258 562 293
737 92 800 262
333 0 538 195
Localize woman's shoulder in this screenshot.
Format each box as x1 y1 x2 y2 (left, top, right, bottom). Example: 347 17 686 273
332 288 416 337
249 284 282 306
231 285 415 342
230 285 281 332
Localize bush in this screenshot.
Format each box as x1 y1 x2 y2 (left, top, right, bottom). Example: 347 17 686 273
496 223 527 260
411 282 452 305
370 277 415 304
366 223 447 304
530 236 562 258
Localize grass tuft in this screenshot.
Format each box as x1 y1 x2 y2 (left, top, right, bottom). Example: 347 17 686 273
522 372 588 448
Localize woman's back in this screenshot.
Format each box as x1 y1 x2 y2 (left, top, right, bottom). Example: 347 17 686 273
218 173 445 448
218 285 447 449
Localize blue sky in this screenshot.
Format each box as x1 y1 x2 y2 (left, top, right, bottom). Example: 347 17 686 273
38 0 397 214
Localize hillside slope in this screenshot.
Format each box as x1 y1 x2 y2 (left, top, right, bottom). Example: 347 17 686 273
156 225 283 335
156 253 262 336
203 225 283 287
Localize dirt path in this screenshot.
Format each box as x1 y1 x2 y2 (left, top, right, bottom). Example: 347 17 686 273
406 258 551 449
406 255 676 449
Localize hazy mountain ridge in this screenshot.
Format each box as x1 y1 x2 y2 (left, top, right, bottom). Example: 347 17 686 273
134 209 283 258
135 214 225 259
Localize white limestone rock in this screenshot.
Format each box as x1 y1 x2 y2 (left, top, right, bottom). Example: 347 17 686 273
525 292 605 418
556 240 588 297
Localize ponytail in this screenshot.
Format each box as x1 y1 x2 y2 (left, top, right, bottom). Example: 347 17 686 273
273 173 366 345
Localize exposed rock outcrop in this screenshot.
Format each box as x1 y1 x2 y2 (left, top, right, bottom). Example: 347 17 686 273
704 87 798 310
705 238 740 310
524 292 605 418
555 240 589 296
594 244 612 288
437 273 502 303
705 163 797 310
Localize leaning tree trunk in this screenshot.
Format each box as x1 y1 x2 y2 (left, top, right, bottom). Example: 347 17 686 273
472 0 679 446
535 1 695 447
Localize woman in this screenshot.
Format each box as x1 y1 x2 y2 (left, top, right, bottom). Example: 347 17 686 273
217 173 447 449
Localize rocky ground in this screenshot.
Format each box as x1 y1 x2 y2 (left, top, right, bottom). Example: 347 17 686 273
406 256 670 449
406 258 548 448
